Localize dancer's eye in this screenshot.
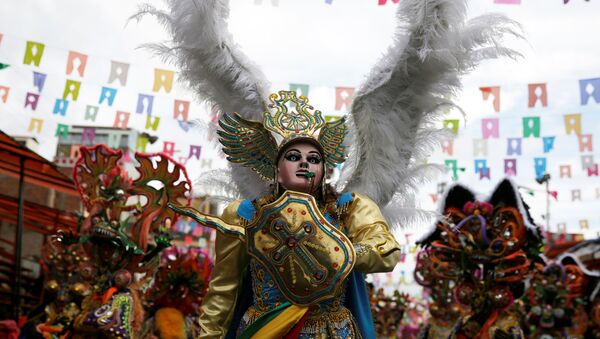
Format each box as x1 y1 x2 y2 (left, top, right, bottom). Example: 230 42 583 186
307 156 321 164
285 152 301 162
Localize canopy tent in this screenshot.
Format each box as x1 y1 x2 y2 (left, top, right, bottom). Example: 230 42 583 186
0 130 78 196
0 129 78 320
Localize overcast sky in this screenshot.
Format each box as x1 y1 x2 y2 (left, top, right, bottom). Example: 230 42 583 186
1 0 599 243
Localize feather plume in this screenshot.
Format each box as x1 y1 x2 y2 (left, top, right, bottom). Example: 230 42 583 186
341 0 522 229
132 0 271 198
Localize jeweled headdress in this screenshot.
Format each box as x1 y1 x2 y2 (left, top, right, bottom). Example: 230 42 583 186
217 91 347 180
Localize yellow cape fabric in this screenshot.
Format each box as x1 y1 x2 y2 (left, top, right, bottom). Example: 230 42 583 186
250 305 309 339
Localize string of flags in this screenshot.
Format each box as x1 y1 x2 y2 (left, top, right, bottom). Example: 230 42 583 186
487 0 590 5
1 35 599 176
250 0 591 6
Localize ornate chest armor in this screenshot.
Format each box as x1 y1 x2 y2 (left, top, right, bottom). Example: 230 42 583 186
246 191 356 306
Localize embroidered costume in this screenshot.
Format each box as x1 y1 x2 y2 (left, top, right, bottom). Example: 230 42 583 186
415 179 543 339
139 0 522 336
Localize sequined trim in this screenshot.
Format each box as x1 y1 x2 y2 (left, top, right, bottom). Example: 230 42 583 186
301 306 359 337
353 243 372 258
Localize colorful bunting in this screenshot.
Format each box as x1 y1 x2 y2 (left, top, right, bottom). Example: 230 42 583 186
588 164 599 177
62 79 81 101
580 219 589 230
565 0 592 4
33 72 46 92
53 99 69 116
145 116 160 131
23 41 45 67
27 118 43 133
430 194 438 203
577 134 593 152
523 116 541 138
24 92 40 110
441 140 453 156
571 189 581 202
479 86 500 112
69 144 81 159
55 123 69 138
334 87 354 111
559 165 572 178
106 132 121 148
84 105 99 122
173 99 190 121
378 0 399 5
507 138 522 156
99 87 117 106
534 157 547 178
0 63 9 70
66 51 88 77
474 159 487 173
528 83 548 108
579 78 600 105
152 68 175 93
163 141 176 157
549 191 558 201
473 139 487 157
443 119 459 135
113 111 130 129
542 136 555 153
481 118 499 139
108 61 130 86
189 145 202 160
136 135 149 152
479 167 491 180
0 86 9 103
504 159 517 176
81 127 96 144
581 155 594 170
136 94 154 115
254 0 279 6
200 158 213 169
178 120 192 133
289 83 309 97
444 159 465 180
563 113 582 135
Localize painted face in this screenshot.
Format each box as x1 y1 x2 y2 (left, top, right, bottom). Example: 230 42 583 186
277 142 324 194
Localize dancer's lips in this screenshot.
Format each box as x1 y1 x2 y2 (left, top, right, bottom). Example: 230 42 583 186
296 170 315 178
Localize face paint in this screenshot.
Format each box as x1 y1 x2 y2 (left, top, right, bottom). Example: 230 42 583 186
277 142 324 194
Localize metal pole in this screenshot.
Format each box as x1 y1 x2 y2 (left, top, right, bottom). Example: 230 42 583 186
13 156 25 321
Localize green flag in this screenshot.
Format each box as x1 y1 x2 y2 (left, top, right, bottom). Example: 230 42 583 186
523 116 541 138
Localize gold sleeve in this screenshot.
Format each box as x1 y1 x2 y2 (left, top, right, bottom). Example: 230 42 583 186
344 193 401 273
199 199 249 339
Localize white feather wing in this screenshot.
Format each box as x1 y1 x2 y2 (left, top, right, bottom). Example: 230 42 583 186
342 0 522 227
132 0 270 198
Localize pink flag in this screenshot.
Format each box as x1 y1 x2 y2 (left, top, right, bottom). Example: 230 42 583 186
481 118 499 139
479 86 500 112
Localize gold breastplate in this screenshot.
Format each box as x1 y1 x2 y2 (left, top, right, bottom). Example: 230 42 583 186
246 190 355 306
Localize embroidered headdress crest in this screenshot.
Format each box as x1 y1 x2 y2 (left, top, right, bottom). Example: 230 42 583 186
217 90 347 180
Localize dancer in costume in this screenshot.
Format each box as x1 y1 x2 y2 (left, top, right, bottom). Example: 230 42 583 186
169 91 402 338
136 0 522 337
415 179 544 339
70 145 191 339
